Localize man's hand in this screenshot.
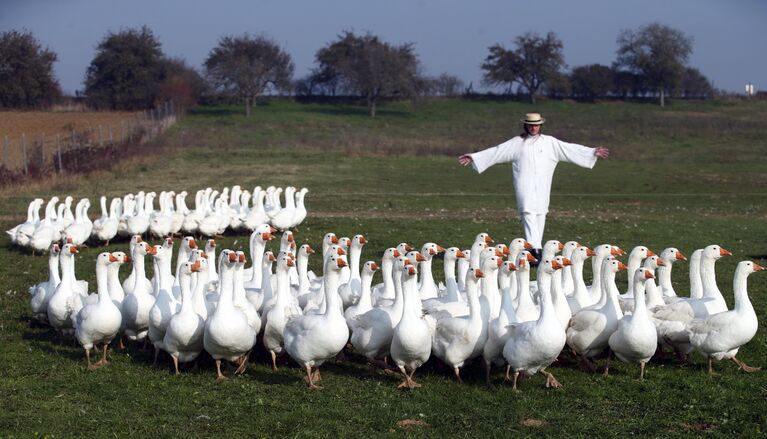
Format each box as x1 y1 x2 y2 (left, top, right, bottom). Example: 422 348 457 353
458 154 473 166
594 147 610 159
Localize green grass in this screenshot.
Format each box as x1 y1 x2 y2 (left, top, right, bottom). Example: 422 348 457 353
1 99 767 437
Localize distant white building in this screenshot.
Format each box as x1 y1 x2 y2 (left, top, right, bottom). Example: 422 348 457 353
745 83 755 96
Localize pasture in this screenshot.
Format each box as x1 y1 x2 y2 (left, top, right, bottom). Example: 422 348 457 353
1 99 766 437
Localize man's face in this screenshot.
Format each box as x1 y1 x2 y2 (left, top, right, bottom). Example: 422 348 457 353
525 124 541 136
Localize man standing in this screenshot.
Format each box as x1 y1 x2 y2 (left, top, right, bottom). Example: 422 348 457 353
458 112 609 261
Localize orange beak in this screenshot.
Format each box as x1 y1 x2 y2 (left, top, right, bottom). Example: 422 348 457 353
563 258 572 266
337 258 348 268
269 226 278 234
495 249 504 257
656 259 666 266
228 252 237 263
647 249 656 257
208 239 216 247
676 251 687 261
436 245 446 253
408 266 416 276
337 247 346 256
475 269 484 278
496 258 502 268
191 260 201 272
359 236 368 244
518 259 526 268
558 242 564 251
287 234 294 242
239 253 246 263
287 258 295 267
415 253 426 262
370 262 379 271
753 263 764 271
262 232 273 240
405 244 413 252
135 236 143 243
719 248 732 256
485 235 494 244
526 252 537 263
586 248 596 257
109 254 119 263
456 250 466 258
269 253 277 262
124 255 132 263
507 262 516 271
189 240 197 249
551 260 562 270
429 248 437 255
612 247 625 256
147 246 157 255
524 241 533 249
644 270 655 279
617 261 627 271
393 250 401 257
201 252 208 259
306 245 315 254
331 236 339 244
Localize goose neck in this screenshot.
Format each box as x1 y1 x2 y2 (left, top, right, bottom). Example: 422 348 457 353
96 262 110 302
733 266 754 314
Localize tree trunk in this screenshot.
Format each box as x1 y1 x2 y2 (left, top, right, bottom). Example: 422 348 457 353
529 92 536 105
368 98 376 117
659 89 665 107
245 97 252 117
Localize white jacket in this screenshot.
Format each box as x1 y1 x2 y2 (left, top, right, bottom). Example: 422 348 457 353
470 134 597 214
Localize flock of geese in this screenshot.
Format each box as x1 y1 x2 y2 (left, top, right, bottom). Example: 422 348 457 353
6 185 309 252
27 228 762 390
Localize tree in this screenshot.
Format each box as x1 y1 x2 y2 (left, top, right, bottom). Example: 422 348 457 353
570 64 614 101
0 30 60 108
430 73 465 97
614 23 693 106
313 31 424 116
85 26 165 110
679 67 714 99
482 32 565 104
204 34 293 117
157 57 207 109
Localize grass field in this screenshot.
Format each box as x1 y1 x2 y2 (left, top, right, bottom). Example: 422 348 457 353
1 99 766 437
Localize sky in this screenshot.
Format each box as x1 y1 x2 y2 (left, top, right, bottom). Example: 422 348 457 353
1 0 765 95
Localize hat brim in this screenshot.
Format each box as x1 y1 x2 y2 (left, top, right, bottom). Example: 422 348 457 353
521 119 545 125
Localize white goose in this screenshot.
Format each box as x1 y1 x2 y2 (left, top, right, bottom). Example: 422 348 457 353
371 248 401 306
566 258 626 371
295 244 316 309
391 261 434 389
560 241 580 295
122 241 156 342
243 188 269 232
148 243 181 364
619 255 664 314
204 249 257 380
46 243 83 335
657 247 687 300
343 261 379 326
432 266 488 384
566 246 596 313
483 261 517 384
417 243 445 301
503 258 567 391
606 268 658 379
291 187 309 228
8 198 42 247
74 252 122 369
30 243 61 322
263 252 301 370
163 260 205 374
338 234 368 308
92 196 120 245
586 244 625 305
687 260 763 375
423 247 466 311
270 186 297 231
284 254 349 389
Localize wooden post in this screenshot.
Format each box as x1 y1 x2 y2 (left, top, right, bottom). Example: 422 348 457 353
99 125 104 146
22 133 28 174
121 121 125 143
57 133 63 173
109 125 113 144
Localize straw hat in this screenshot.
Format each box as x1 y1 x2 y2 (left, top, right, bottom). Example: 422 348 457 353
520 113 545 125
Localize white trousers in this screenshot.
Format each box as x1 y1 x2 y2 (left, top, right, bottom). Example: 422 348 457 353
520 212 546 249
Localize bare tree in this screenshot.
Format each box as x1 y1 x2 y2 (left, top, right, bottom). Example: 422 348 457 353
430 73 465 97
312 31 423 116
614 23 693 106
204 34 294 116
482 32 565 104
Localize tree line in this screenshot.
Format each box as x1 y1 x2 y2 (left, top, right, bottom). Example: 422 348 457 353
1 23 719 116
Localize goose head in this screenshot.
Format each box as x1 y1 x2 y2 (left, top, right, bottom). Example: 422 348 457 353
363 261 379 275
444 247 464 262
299 244 314 257
111 251 130 265
704 244 732 260
475 232 494 244
660 247 687 263
353 234 368 247
642 255 664 270
406 251 426 266
382 247 400 261
396 242 413 255
509 237 533 253
495 244 510 257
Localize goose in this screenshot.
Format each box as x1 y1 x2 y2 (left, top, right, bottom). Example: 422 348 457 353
418 243 445 301
28 200 59 254
295 244 315 308
148 243 181 364
248 251 276 314
430 252 501 319
262 252 302 369
516 250 540 323
566 258 626 371
503 258 567 391
560 241 580 295
170 191 188 236
8 198 42 246
349 255 414 365
127 191 150 237
162 260 205 374
149 191 174 238
181 190 205 235
371 248 401 306
456 249 471 294
657 245 731 318
190 255 215 320
46 243 83 335
432 264 488 384
122 241 156 341
279 231 299 286
338 234 368 308
391 262 434 389
423 247 466 311
116 193 135 238
468 240 489 270
30 243 61 322
283 254 349 389
338 236 352 284
61 196 75 229
656 248 687 300
291 187 309 229
483 260 517 385
92 197 120 245
121 235 144 293
242 187 268 232
172 237 197 294
620 246 655 298
586 244 625 305
619 255 664 314
204 249 257 379
106 251 129 308
344 261 379 325
306 232 340 284
551 256 573 330
685 249 705 300
687 260 763 375
74 252 122 369
150 237 174 296
566 246 596 313
506 238 533 299
232 250 262 339
606 268 658 379
270 186 297 231
244 224 276 289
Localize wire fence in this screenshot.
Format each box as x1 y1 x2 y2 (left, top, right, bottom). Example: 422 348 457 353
0 102 179 184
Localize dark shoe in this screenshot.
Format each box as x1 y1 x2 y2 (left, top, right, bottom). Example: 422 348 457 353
530 249 542 267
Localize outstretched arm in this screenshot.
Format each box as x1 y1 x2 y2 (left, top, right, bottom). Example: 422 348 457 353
594 147 610 159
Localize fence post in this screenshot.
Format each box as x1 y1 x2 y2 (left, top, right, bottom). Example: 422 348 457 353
99 125 103 146
57 133 63 173
22 133 28 174
121 121 125 143
109 125 113 144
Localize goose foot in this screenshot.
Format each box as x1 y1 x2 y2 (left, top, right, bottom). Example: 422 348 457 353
603 351 611 377
511 371 520 392
234 353 250 375
152 346 160 366
453 367 463 383
707 358 718 377
215 360 226 381
117 337 125 350
304 365 323 389
173 356 180 375
504 364 511 382
732 357 761 373
270 350 278 371
541 368 563 388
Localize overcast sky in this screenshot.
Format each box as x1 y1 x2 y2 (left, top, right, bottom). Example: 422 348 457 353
2 0 765 95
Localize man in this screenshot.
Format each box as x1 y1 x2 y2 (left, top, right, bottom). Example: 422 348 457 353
458 112 609 261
